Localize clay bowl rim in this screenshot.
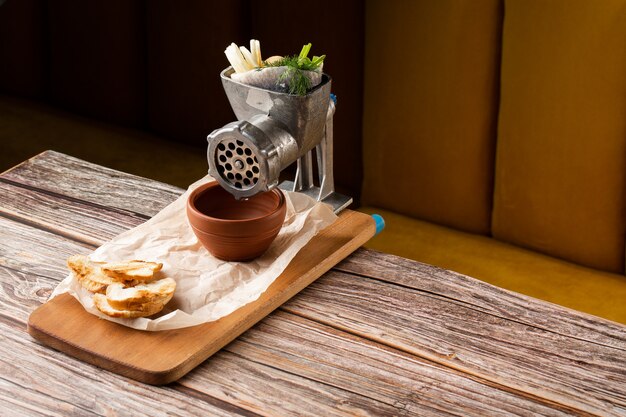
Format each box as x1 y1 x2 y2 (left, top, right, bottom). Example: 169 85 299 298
187 181 285 224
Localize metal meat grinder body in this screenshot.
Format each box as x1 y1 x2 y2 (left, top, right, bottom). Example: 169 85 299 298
206 67 352 213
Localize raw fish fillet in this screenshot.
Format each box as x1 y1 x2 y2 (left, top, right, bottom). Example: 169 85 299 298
231 66 322 94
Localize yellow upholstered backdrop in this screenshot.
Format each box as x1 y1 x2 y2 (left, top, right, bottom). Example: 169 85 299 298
361 0 503 234
493 0 626 272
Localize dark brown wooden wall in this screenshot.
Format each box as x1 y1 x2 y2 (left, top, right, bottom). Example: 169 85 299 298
0 0 46 98
0 0 364 200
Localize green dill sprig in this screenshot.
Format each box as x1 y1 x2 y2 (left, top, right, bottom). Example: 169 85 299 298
264 43 325 95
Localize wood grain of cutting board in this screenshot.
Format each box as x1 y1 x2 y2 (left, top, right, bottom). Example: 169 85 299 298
27 209 375 385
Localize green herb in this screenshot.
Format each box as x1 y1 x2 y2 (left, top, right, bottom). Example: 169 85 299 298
264 43 325 95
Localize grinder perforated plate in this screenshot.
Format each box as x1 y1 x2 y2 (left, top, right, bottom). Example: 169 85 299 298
214 138 260 190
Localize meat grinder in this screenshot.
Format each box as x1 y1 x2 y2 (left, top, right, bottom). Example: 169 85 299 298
206 67 352 213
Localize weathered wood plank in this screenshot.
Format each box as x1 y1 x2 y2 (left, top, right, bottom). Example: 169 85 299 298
0 322 236 417
182 349 405 417
0 266 52 325
336 250 626 349
0 216 94 278
0 376 83 417
220 311 572 416
0 180 145 246
282 270 626 416
2 151 183 217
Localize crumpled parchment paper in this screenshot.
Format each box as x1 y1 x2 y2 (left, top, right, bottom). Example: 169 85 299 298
50 175 337 331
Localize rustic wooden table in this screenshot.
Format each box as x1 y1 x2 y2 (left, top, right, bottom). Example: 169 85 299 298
1 151 625 416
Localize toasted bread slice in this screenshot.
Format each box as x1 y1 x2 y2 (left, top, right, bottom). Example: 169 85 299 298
101 260 163 282
68 255 148 291
67 255 116 293
93 293 166 318
105 278 176 311
67 254 93 277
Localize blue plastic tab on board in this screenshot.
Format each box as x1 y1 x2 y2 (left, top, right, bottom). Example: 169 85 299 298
371 214 385 236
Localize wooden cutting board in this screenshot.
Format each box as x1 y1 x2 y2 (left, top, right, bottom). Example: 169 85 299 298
28 209 376 385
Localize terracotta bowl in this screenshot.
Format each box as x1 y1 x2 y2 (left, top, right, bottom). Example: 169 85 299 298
186 181 287 262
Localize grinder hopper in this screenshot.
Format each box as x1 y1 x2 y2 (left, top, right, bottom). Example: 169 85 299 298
207 67 352 213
